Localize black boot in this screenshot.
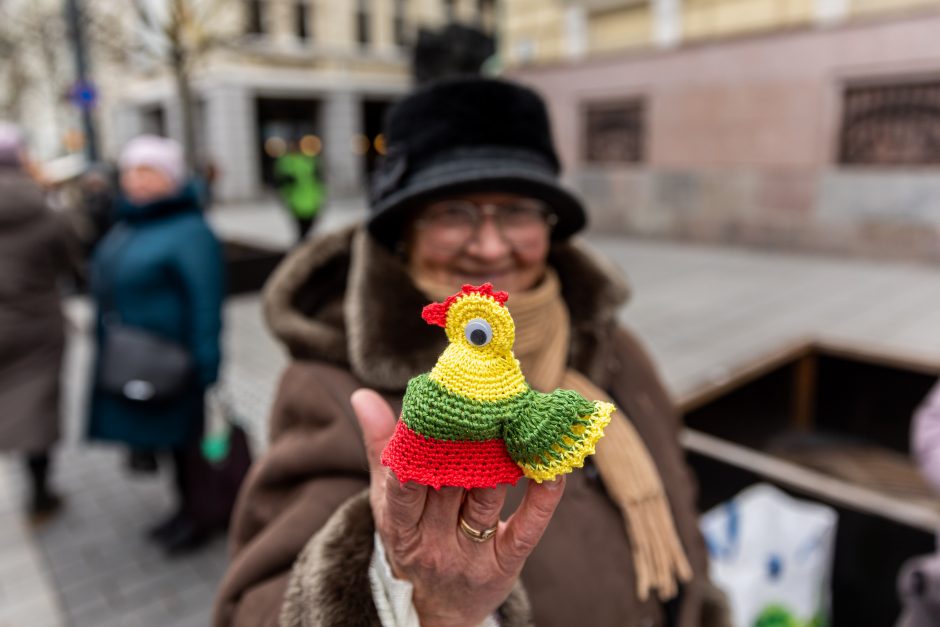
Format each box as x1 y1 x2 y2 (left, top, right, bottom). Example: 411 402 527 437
127 449 159 474
160 447 209 555
147 508 187 544
161 515 210 556
26 452 63 524
30 491 63 521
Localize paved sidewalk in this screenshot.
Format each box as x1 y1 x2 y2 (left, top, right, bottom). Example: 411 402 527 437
0 460 62 627
2 201 939 626
595 237 940 403
206 197 367 251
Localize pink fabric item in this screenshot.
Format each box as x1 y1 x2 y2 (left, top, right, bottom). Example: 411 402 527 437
0 122 24 166
912 381 940 495
119 135 186 189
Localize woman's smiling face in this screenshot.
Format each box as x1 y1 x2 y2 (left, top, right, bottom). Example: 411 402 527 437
406 192 553 294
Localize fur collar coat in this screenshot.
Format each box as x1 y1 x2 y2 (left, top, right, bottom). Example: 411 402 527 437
214 226 728 627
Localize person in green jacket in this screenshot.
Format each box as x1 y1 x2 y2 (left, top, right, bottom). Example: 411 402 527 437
274 144 325 243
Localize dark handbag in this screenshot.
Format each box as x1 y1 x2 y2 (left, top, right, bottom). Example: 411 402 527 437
185 391 253 530
98 324 195 402
96 223 195 402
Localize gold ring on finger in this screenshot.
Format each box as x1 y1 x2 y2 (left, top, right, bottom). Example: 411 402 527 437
458 514 497 543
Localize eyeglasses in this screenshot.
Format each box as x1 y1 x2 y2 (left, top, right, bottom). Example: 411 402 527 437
414 198 558 252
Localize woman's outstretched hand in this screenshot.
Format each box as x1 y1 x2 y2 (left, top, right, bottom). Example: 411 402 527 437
352 388 565 627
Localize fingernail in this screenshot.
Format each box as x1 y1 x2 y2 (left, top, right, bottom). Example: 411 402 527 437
545 476 565 489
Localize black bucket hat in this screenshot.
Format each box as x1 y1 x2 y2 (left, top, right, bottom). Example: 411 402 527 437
367 77 587 248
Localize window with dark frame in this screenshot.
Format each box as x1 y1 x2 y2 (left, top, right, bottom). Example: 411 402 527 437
444 0 456 22
394 0 408 46
477 0 495 26
583 99 646 164
839 81 940 166
295 1 310 40
357 0 371 47
246 0 264 34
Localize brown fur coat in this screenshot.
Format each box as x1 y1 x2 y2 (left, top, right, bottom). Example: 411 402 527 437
213 226 728 627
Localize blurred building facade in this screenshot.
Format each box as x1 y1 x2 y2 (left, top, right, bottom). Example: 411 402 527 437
506 0 940 262
101 0 497 203
0 0 89 164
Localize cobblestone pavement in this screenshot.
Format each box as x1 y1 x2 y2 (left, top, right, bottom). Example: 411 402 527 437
0 462 61 627
2 202 939 626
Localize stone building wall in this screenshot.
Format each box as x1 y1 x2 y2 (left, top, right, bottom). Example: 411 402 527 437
516 11 940 263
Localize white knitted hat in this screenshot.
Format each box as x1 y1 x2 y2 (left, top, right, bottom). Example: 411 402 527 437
119 135 186 188
0 122 25 166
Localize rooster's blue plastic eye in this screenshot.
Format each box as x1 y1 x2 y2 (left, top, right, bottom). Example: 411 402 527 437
465 318 492 347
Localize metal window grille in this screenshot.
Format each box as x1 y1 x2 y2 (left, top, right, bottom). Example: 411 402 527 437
839 81 940 166
583 99 646 163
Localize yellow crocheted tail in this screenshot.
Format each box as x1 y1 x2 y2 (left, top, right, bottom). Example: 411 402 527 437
518 401 615 483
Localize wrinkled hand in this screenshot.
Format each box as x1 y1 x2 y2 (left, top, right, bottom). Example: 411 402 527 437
352 389 565 627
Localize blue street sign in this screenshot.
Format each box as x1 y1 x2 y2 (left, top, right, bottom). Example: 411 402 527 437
69 81 97 110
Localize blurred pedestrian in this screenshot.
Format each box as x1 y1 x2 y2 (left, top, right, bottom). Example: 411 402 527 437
88 135 225 555
912 382 940 496
195 158 219 211
897 382 940 626
0 122 75 522
273 142 324 243
74 162 118 255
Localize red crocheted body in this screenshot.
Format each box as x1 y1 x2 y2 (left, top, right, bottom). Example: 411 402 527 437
381 420 524 489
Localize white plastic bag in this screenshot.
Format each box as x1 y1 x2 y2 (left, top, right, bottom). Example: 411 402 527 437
700 483 838 627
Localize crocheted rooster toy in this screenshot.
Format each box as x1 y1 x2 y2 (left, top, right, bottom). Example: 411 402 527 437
381 283 615 489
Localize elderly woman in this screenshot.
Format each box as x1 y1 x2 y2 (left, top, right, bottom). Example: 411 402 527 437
88 135 224 554
0 123 76 521
214 78 727 626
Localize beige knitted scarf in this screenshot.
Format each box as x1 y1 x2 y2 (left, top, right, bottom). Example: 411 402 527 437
415 271 692 601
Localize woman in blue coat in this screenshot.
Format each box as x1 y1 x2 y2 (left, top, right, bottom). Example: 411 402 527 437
89 135 224 554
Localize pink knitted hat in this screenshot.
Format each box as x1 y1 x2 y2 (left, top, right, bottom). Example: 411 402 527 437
119 135 186 189
0 122 25 166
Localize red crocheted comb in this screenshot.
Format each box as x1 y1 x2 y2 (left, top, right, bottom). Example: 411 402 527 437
421 283 509 327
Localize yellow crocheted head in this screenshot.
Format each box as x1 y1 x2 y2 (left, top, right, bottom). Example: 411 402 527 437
442 292 515 357
422 284 527 402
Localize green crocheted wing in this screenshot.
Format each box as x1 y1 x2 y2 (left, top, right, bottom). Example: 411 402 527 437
504 388 615 482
